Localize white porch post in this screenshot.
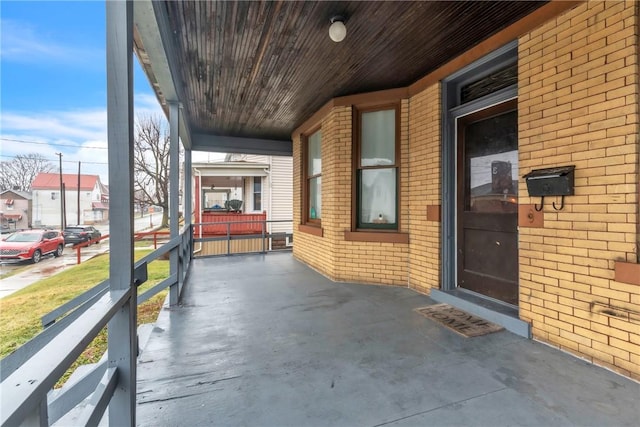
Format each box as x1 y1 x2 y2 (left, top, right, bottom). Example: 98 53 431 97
106 0 136 425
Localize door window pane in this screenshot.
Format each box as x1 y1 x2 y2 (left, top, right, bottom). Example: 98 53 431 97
308 131 322 175
465 110 518 213
309 176 321 220
359 169 396 225
361 110 395 167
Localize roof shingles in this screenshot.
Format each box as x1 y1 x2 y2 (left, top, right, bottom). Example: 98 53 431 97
31 173 100 191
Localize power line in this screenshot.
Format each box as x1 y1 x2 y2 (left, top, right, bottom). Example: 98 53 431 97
0 137 108 150
0 154 108 165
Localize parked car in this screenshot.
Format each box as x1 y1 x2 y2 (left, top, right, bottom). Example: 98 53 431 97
63 225 102 246
0 229 64 263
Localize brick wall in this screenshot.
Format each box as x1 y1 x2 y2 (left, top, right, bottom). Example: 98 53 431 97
332 102 410 286
293 0 639 380
407 85 442 294
518 1 639 379
294 104 411 286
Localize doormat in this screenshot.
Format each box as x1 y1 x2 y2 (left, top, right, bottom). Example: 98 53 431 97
414 303 503 337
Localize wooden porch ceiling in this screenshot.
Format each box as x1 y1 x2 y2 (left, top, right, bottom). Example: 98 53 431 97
134 1 547 152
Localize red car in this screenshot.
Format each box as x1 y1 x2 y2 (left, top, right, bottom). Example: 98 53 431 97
0 229 65 263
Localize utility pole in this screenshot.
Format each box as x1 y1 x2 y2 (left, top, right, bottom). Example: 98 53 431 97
56 152 64 230
77 162 81 225
62 183 67 229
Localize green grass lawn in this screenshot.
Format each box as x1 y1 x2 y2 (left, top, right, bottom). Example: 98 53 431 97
0 249 170 386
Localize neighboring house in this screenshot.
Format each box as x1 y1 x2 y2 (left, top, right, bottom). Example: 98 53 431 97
225 153 293 240
0 190 32 231
31 173 109 228
191 153 293 253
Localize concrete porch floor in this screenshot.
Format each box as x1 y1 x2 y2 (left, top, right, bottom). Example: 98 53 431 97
137 252 639 426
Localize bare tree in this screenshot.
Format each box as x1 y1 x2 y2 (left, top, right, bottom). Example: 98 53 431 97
0 153 54 191
133 114 180 228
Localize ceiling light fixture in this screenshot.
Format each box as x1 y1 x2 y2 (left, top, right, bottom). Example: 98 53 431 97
329 16 347 43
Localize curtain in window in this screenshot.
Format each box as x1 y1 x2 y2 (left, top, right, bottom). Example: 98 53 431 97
359 169 396 224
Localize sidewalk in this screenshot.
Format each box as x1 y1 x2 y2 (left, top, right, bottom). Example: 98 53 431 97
0 244 109 299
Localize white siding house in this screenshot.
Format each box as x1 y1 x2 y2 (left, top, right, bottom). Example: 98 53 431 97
267 156 293 240
31 173 109 228
227 154 293 236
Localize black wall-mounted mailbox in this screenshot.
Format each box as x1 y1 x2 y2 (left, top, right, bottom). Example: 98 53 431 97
524 165 575 197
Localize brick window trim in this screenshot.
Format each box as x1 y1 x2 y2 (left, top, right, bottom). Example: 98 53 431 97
614 261 640 286
299 223 323 237
344 230 409 244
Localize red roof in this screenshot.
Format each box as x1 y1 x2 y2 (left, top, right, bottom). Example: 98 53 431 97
31 173 100 191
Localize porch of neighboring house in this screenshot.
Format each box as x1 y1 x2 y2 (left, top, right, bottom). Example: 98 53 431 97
136 252 640 426
0 213 24 231
195 210 271 256
86 202 109 224
193 161 291 256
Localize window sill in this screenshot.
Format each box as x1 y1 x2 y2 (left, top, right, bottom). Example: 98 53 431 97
298 224 323 237
344 230 409 243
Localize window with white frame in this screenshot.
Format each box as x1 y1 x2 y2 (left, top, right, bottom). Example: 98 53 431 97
253 177 262 211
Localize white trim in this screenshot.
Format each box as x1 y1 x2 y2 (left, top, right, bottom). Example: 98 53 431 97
192 162 269 177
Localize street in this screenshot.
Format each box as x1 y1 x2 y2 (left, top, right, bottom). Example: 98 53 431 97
0 211 164 298
93 210 164 236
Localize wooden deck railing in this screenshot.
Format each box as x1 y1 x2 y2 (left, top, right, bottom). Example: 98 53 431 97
199 211 267 235
193 218 292 257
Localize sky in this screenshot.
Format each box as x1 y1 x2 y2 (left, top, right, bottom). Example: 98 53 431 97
0 1 219 185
